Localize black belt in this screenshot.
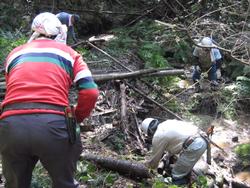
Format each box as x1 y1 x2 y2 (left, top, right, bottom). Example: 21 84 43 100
1 102 66 113
182 136 199 149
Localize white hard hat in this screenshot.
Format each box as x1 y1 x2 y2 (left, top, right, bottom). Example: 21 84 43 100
140 118 156 135
200 37 213 47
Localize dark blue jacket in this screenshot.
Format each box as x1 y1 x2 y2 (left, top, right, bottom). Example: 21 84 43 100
56 12 77 42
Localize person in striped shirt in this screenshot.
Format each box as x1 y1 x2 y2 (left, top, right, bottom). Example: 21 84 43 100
0 12 99 188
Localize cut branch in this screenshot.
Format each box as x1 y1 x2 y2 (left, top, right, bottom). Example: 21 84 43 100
120 82 128 134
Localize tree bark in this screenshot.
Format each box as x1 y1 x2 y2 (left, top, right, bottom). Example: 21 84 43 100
81 153 151 180
93 69 184 82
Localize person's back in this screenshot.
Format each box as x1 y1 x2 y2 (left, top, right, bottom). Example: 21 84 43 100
153 120 199 154
141 118 207 185
193 47 212 69
0 12 98 188
56 12 71 26
3 39 75 112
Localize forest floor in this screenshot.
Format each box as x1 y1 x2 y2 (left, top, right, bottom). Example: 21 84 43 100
0 38 250 187
76 77 250 187
78 116 250 188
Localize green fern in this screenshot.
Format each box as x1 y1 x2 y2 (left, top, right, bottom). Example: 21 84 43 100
173 40 193 64
138 42 169 68
236 76 250 96
0 33 26 64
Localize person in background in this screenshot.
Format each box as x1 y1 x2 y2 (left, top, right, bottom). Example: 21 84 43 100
56 12 80 44
140 118 207 185
192 37 223 91
0 12 99 188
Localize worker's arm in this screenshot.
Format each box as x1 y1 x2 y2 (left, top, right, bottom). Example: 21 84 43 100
146 139 168 169
73 52 99 122
75 89 99 122
68 26 77 43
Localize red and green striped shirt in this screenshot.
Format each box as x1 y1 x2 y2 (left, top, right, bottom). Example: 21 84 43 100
1 39 99 122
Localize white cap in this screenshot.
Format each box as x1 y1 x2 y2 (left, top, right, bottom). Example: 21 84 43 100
140 118 155 135
31 12 62 36
28 12 67 43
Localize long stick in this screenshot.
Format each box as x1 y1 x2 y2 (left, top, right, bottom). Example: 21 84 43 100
126 82 183 120
93 69 184 82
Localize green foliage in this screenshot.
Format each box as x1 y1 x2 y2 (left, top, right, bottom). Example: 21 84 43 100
242 66 250 77
218 85 238 119
76 160 118 187
76 48 91 58
106 20 170 68
138 42 169 68
107 35 137 55
196 176 208 188
151 177 181 188
236 76 250 97
0 2 23 31
0 33 26 64
128 20 165 41
31 162 51 188
152 181 168 188
173 40 193 64
224 61 245 80
104 130 126 153
234 143 250 165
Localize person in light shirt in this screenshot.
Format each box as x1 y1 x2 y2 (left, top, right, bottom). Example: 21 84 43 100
140 118 207 185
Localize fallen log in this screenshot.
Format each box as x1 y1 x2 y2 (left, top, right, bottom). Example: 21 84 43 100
0 68 183 90
93 68 184 82
81 153 151 180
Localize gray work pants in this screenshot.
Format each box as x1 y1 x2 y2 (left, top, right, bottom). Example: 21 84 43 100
172 137 207 179
0 114 82 188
